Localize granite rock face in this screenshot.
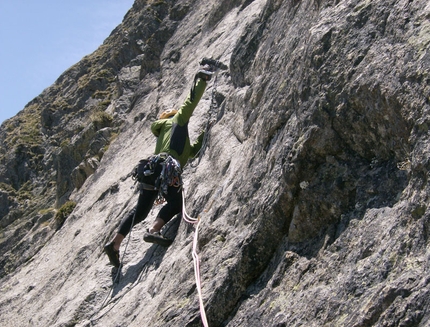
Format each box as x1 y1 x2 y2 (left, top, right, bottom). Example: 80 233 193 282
0 0 429 326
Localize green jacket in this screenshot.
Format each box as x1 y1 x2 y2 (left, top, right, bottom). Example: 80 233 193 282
151 78 207 168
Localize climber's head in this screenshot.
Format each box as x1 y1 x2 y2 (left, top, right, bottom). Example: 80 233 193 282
159 109 177 119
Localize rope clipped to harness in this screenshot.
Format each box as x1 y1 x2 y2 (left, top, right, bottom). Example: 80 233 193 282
132 153 182 202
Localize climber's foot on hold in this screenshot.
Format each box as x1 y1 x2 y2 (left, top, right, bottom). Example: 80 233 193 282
143 230 173 247
104 241 120 267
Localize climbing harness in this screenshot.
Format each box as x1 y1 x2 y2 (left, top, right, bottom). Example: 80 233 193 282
182 190 209 327
132 153 183 204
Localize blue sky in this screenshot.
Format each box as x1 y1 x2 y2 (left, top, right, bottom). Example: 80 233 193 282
0 0 134 125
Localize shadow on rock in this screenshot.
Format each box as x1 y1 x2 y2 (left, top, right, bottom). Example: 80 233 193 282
110 216 181 297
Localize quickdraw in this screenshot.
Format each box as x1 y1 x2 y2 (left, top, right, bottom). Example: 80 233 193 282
191 74 220 167
159 155 182 191
151 154 182 205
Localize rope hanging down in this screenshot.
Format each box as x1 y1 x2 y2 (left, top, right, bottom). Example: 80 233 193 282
182 191 209 327
184 58 227 325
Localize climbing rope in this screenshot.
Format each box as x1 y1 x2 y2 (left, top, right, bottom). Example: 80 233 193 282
99 188 208 326
191 74 219 167
183 62 225 325
94 205 136 320
182 190 209 327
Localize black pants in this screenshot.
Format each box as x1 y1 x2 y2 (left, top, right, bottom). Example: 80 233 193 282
117 186 183 237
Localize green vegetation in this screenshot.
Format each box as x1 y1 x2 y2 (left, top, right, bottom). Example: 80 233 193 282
97 99 112 111
60 138 71 148
96 69 116 81
0 181 35 202
17 181 33 201
52 97 71 111
4 104 43 147
102 132 119 153
78 68 116 92
90 111 113 129
150 0 166 5
93 90 111 99
38 208 56 215
0 182 16 195
54 201 77 227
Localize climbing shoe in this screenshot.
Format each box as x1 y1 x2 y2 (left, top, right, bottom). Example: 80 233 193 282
104 241 120 268
143 230 173 247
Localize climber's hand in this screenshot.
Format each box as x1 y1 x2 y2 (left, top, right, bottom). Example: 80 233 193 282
196 64 215 81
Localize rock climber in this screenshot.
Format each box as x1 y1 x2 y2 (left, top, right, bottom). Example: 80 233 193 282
104 62 216 268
